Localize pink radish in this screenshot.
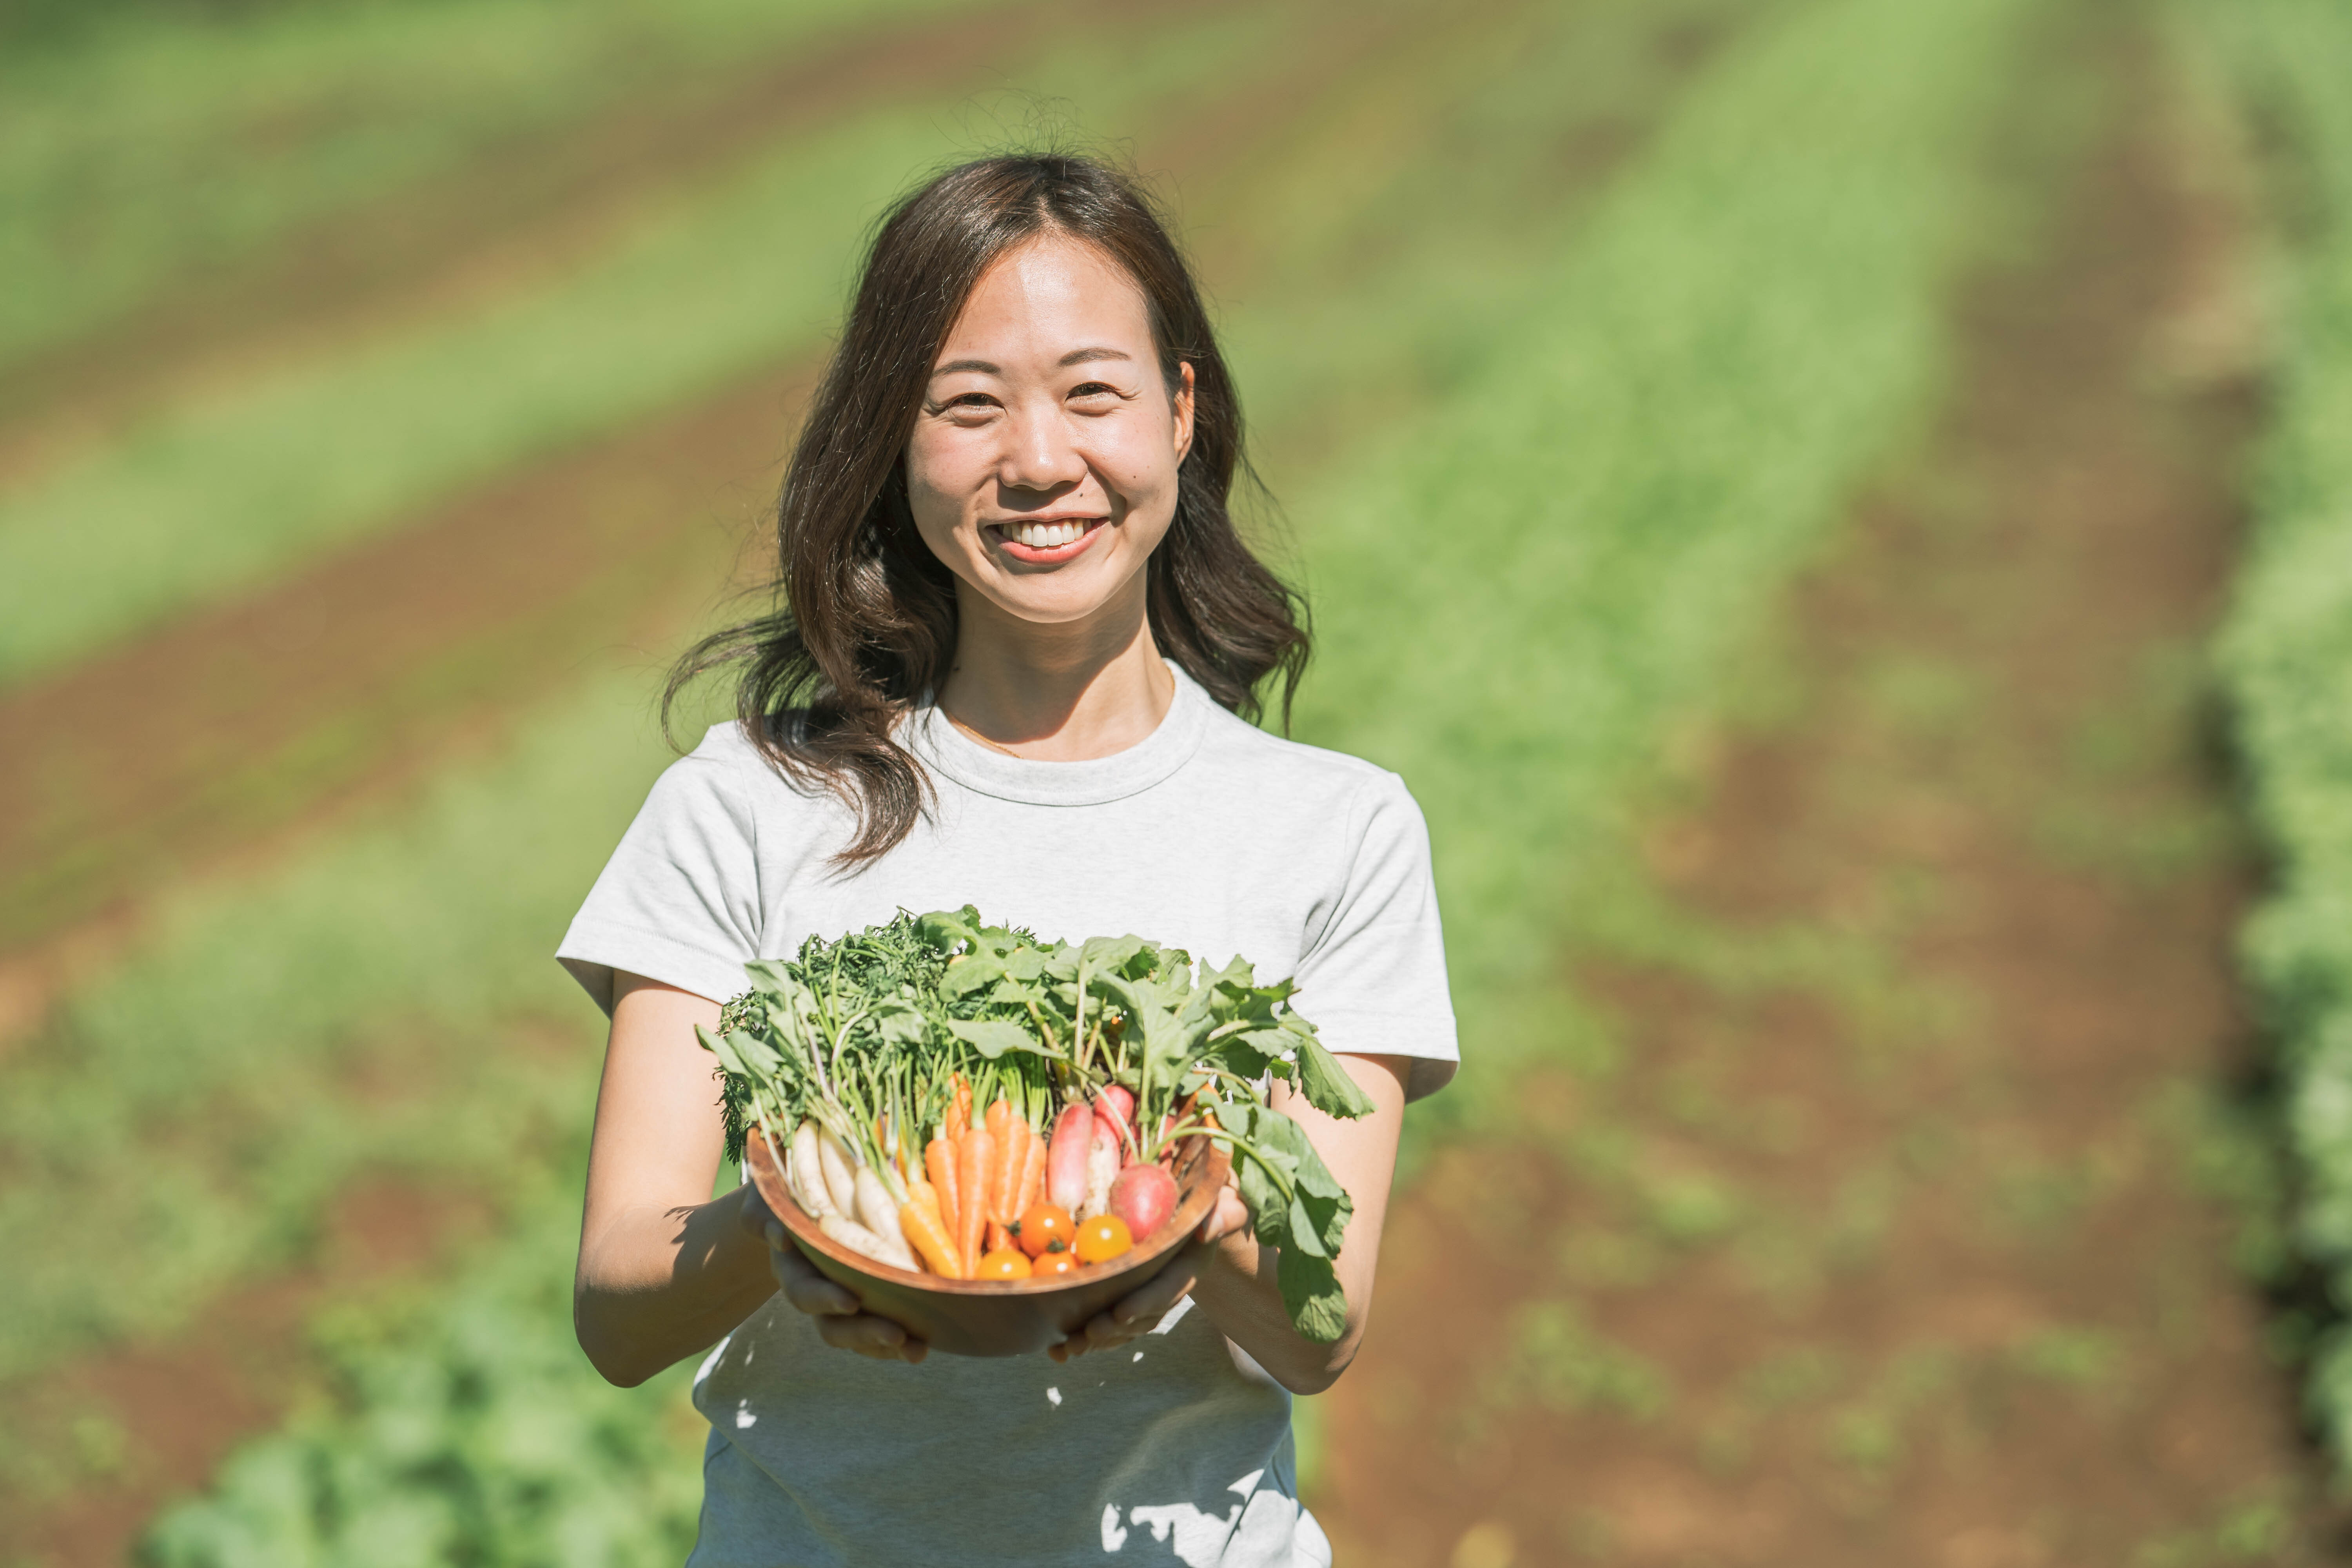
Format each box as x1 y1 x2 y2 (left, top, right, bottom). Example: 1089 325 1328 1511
1094 1085 1137 1152
1047 1103 1094 1214
1110 1161 1178 1239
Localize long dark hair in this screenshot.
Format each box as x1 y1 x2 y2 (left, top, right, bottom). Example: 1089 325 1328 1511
666 153 1310 863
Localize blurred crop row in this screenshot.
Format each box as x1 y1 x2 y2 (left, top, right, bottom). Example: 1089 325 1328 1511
2199 0 2352 1472
7 0 2352 1559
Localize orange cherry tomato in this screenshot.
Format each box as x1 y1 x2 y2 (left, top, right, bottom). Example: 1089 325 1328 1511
976 1247 1032 1280
1029 1250 1079 1279
1073 1214 1133 1265
1016 1203 1074 1258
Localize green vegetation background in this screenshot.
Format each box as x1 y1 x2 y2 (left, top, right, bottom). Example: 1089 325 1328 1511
27 0 2352 1557
2194 0 2352 1472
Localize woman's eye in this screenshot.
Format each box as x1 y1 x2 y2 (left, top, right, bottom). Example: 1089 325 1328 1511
1069 382 1118 401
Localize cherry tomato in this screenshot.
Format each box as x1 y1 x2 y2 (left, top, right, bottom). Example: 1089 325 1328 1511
976 1247 1032 1280
1016 1203 1074 1258
1029 1249 1079 1279
1073 1213 1133 1264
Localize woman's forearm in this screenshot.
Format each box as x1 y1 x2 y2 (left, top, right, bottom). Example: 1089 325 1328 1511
1183 1055 1408 1393
1189 1232 1372 1396
575 1187 777 1387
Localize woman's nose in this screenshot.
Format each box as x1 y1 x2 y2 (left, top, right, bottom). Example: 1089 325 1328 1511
998 406 1087 494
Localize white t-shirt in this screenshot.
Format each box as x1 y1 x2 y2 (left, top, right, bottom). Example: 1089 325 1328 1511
557 663 1457 1568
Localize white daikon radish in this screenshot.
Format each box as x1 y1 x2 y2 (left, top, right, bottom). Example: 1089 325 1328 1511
821 1213 905 1267
854 1167 919 1269
817 1125 861 1218
789 1120 836 1218
1079 1118 1120 1221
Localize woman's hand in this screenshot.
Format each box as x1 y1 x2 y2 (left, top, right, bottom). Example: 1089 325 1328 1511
1048 1174 1250 1363
739 1183 930 1364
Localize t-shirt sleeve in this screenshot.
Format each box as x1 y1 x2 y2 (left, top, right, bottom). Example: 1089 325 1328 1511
1293 771 1459 1102
556 734 764 1016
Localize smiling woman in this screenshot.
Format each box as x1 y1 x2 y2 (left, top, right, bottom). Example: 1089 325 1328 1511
664 154 1308 857
563 154 1456 1567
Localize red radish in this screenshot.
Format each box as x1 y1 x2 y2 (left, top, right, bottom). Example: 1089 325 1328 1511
1096 1091 1134 1142
1047 1103 1094 1214
1111 1162 1178 1239
1094 1085 1137 1151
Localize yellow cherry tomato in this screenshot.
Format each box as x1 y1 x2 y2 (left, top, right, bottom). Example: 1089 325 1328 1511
1073 1214 1133 1265
976 1247 1033 1280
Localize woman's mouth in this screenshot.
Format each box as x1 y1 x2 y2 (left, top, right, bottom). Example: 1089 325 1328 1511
988 516 1107 564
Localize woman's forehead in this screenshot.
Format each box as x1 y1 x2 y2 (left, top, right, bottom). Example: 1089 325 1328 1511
935 236 1150 372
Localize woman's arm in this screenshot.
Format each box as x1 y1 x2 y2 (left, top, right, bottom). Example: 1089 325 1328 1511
1053 1052 1411 1395
577 971 929 1383
573 973 775 1385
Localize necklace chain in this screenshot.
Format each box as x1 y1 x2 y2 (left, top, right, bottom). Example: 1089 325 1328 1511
940 705 1025 758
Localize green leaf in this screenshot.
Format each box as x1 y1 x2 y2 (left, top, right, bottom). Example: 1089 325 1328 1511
742 960 798 998
724 1028 782 1078
987 978 1049 1012
869 1000 928 1046
1238 1156 1296 1252
1277 1248 1349 1345
944 1018 1043 1059
1081 934 1148 977
1243 1105 1353 1258
695 1024 746 1076
1200 1031 1278 1081
915 906 986 952
942 951 1008 996
1295 1035 1377 1121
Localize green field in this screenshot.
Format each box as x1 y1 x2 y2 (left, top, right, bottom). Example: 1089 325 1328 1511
4 0 2349 1557
2197 0 2352 1468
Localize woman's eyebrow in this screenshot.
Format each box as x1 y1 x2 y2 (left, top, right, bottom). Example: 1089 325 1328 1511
930 347 1131 378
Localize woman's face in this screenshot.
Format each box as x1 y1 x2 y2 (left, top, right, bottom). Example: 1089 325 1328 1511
905 235 1194 631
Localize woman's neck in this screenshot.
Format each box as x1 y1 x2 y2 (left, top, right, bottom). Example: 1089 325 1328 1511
936 586 1174 761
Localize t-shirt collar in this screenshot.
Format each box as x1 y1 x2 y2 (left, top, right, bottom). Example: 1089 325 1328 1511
904 661 1209 806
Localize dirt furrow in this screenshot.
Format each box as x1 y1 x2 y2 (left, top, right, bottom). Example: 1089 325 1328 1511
0 1 1742 1553
5 1180 499 1568
1314 18 2331 1568
0 0 1700 995
0 0 1192 490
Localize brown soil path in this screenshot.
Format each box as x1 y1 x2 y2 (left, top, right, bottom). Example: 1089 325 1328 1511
0 4 1757 1559
0 0 1724 1002
0 0 1198 489
5 1179 502 1568
1313 21 2336 1568
0 0 1372 978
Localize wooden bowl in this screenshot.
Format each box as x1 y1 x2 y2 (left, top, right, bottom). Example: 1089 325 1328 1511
744 1124 1230 1357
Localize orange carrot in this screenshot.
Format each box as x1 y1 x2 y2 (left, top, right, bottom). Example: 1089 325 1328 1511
985 1096 1011 1144
956 1128 993 1276
987 1220 1013 1256
946 1077 973 1140
1014 1121 1046 1219
901 1189 962 1278
926 1136 959 1250
988 1116 1025 1227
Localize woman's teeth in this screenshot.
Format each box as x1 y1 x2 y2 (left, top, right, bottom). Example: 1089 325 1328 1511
1008 520 1088 549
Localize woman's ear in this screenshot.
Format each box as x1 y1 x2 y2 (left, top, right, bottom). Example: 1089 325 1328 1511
1172 361 1196 465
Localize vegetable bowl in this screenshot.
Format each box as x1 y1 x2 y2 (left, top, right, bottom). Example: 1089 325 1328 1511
746 1114 1232 1357
703 907 1374 1360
